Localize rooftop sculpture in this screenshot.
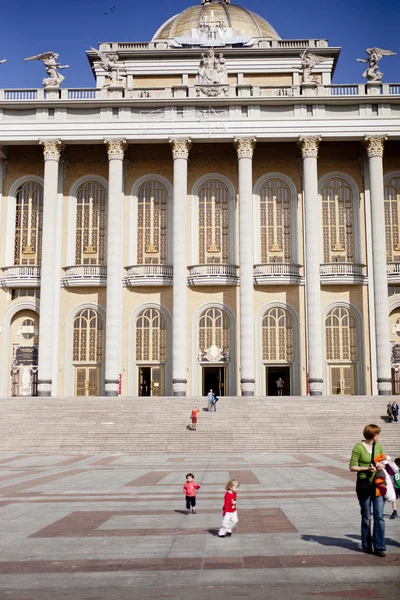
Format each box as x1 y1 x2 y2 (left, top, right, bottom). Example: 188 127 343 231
90 47 125 86
300 49 325 84
25 52 69 87
0 59 6 65
357 47 396 82
196 48 228 96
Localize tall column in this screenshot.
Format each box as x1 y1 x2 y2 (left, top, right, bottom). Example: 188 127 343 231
234 137 256 396
170 138 191 396
298 136 324 396
104 139 127 397
364 136 391 395
37 139 64 397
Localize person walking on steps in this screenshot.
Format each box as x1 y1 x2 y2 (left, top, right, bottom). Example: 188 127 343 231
183 473 201 514
207 389 214 412
349 424 387 557
391 401 399 423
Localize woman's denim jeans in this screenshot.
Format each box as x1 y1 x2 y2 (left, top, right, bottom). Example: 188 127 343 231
358 494 386 551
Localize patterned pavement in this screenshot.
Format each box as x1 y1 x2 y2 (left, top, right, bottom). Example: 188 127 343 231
0 452 399 600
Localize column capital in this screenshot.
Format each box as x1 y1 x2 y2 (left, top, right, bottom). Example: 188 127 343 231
104 138 127 161
40 139 64 162
169 138 191 160
234 137 256 159
298 136 321 159
363 135 387 158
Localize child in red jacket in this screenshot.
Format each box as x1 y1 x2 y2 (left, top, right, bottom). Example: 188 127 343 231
218 479 239 537
183 473 201 514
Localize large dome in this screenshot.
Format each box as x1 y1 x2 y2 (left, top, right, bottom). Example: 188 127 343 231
152 0 280 41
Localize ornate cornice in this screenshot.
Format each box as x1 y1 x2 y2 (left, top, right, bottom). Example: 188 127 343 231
169 138 191 160
363 135 387 158
298 136 321 159
104 138 127 160
40 139 64 162
234 137 256 159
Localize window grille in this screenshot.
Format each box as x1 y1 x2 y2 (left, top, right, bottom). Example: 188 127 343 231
73 309 104 362
11 288 40 300
75 181 106 265
137 180 168 265
199 307 230 354
14 182 43 266
199 180 229 265
136 308 167 361
325 307 357 361
260 178 291 264
262 307 293 361
384 177 400 263
321 178 354 263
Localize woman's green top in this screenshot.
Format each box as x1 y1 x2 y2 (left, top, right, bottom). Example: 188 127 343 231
349 441 383 480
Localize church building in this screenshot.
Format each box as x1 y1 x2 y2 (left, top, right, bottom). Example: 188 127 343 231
0 0 399 398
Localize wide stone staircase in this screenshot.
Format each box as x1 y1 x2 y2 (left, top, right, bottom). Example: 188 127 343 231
0 396 399 454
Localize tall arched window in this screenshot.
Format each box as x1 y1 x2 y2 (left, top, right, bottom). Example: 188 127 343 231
384 176 400 263
325 307 357 361
260 178 291 263
321 178 354 263
199 180 229 264
199 307 230 354
75 181 106 265
262 307 293 361
136 308 167 361
73 309 104 362
137 180 168 265
14 181 43 266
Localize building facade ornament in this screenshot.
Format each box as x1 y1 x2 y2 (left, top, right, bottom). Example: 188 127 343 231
25 52 69 88
300 49 325 84
169 138 192 160
234 137 256 159
298 136 321 159
357 47 396 82
40 139 64 161
363 135 387 158
104 138 127 160
90 47 126 86
196 49 229 97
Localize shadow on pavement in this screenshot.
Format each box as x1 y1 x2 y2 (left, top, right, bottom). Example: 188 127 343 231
301 534 362 552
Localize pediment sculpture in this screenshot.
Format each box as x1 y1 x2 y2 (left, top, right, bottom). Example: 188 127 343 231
196 49 229 97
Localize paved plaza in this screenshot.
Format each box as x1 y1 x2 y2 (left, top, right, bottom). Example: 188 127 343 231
0 452 399 600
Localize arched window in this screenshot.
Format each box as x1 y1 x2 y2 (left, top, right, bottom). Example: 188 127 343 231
136 308 167 361
75 181 106 265
384 176 400 263
262 307 293 361
260 178 291 263
14 181 43 266
199 180 229 264
325 307 357 361
73 309 104 362
137 180 168 265
199 307 230 355
321 178 354 263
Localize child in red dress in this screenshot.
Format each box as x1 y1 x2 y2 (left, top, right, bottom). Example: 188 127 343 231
190 406 200 430
218 479 239 537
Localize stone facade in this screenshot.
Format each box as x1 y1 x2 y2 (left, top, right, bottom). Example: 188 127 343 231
0 1 399 398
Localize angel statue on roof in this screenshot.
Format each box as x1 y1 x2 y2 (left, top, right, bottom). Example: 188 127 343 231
300 49 325 84
25 51 69 87
90 47 123 85
357 47 396 82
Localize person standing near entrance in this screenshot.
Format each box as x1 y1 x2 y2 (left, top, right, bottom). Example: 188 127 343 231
140 380 149 396
207 389 214 412
276 377 284 396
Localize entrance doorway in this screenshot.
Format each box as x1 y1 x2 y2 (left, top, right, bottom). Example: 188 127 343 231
329 365 355 395
265 366 291 396
75 366 100 396
202 365 226 396
138 366 164 397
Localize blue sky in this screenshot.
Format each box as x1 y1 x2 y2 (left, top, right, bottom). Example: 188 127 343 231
0 0 399 88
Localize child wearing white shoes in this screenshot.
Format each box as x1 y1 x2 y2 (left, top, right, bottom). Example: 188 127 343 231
218 479 239 537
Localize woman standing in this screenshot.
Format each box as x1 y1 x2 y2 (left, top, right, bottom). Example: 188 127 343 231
349 424 387 557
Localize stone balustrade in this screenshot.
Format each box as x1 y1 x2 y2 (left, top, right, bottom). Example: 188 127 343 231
187 264 239 286
0 265 41 288
124 264 173 286
61 265 107 287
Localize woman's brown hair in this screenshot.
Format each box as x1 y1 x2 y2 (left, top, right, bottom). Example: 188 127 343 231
363 424 381 440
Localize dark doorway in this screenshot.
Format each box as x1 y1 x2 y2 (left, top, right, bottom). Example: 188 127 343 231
202 366 226 396
138 367 151 396
266 366 291 396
